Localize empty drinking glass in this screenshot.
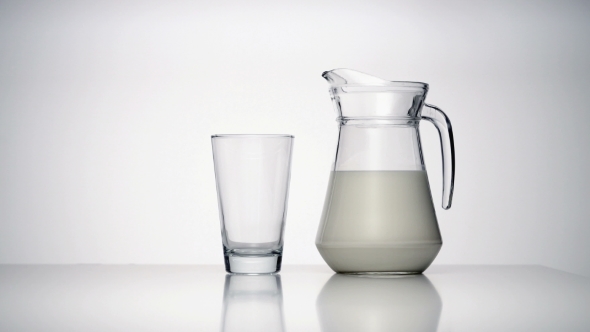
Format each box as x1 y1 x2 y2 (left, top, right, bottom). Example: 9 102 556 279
212 135 294 274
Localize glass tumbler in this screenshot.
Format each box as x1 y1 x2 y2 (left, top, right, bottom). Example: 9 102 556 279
212 135 294 274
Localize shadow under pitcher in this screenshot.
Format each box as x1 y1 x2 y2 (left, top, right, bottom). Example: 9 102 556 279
316 69 455 274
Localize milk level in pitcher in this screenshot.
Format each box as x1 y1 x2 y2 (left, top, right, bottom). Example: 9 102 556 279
316 171 442 274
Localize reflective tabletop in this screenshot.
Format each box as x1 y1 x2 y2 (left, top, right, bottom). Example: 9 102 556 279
1 265 588 331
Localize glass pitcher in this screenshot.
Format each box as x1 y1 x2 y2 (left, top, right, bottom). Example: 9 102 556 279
315 69 455 274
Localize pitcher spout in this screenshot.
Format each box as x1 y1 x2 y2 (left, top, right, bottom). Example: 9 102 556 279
322 68 391 86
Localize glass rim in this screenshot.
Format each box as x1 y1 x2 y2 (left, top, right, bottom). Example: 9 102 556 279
211 134 294 138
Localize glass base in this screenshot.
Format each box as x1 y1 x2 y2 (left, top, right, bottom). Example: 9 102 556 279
224 254 282 274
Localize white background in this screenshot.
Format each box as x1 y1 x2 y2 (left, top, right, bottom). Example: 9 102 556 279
1 0 589 276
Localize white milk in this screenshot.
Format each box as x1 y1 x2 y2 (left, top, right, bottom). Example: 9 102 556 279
316 171 442 273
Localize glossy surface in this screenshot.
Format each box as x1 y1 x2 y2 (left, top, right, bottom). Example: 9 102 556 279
1 265 589 331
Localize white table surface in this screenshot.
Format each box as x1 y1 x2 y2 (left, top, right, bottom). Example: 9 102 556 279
1 264 588 331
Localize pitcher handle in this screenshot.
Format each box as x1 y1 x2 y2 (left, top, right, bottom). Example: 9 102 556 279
422 104 455 209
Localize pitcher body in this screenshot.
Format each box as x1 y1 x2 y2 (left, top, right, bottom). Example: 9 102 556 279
316 69 455 274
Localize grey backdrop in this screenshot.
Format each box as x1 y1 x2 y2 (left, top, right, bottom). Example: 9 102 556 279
1 0 589 276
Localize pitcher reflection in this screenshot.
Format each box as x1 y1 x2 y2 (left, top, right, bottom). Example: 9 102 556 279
221 274 285 332
317 274 441 332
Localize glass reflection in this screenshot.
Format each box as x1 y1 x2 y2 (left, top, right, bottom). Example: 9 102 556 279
316 274 441 332
221 274 285 332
